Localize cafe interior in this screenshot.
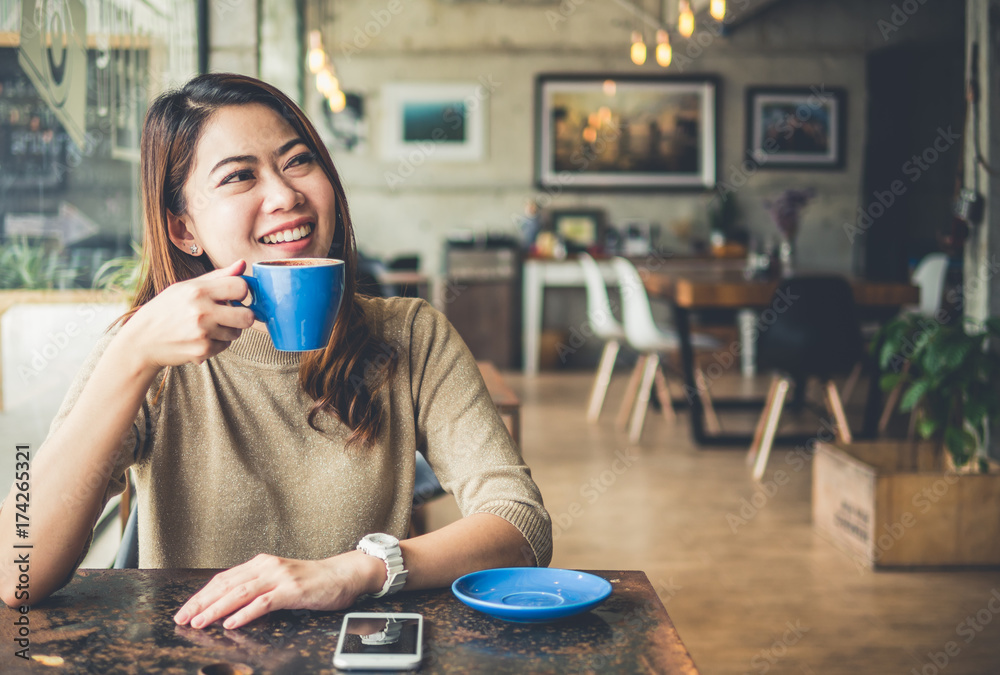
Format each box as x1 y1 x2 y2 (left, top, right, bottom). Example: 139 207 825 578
1 0 999 672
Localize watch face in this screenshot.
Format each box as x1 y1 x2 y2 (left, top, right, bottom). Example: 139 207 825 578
367 533 398 547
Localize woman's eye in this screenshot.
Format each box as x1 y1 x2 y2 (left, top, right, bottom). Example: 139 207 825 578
220 168 255 185
286 152 315 169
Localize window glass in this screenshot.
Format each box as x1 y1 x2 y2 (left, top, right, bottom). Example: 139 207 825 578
0 0 198 288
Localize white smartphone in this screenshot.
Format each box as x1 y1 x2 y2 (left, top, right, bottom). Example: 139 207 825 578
333 612 423 671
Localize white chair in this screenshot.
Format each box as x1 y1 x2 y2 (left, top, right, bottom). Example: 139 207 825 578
872 253 950 433
611 257 722 443
579 253 628 422
910 253 949 318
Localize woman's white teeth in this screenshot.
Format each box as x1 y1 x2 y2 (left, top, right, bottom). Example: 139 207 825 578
263 223 312 244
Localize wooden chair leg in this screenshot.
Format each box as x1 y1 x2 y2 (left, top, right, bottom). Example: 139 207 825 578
747 376 781 467
824 380 853 444
629 354 660 443
586 340 620 423
694 367 722 434
878 359 911 435
752 377 791 482
652 359 677 425
617 354 647 431
841 362 863 403
119 469 132 534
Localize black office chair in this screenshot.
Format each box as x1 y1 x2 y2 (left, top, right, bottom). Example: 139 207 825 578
113 454 445 568
747 276 863 481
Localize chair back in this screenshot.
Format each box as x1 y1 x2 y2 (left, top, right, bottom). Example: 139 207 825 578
910 253 949 317
612 257 666 351
756 276 863 379
578 253 625 341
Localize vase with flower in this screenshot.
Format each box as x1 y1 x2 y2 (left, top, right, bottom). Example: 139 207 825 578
764 188 815 278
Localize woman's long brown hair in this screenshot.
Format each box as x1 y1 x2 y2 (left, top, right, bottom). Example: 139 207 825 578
130 73 395 447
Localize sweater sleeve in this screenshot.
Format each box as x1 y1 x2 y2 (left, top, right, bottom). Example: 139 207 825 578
39 326 155 587
404 299 552 568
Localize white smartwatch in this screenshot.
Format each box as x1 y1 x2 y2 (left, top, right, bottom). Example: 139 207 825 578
357 533 408 598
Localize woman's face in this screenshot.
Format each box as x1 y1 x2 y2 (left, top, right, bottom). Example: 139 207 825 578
168 104 337 267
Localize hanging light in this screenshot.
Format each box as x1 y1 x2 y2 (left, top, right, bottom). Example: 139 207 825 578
678 0 695 38
316 68 339 97
655 30 672 67
630 30 646 65
307 30 326 74
328 89 347 113
710 0 726 21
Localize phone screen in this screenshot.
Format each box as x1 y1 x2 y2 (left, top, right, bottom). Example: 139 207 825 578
339 615 421 656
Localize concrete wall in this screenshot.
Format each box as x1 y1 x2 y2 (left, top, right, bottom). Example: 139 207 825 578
964 0 1000 459
301 0 963 275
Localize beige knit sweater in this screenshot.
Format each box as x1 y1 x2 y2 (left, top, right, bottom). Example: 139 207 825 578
54 296 551 575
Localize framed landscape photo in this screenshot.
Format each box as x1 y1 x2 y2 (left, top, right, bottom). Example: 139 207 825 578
535 74 717 191
746 87 846 169
380 83 486 162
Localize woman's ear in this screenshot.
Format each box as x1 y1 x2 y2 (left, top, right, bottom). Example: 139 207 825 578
167 210 200 256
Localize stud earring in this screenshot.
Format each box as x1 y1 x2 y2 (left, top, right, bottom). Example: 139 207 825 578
190 244 199 255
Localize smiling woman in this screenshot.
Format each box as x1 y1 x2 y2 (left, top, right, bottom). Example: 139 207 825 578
0 74 552 631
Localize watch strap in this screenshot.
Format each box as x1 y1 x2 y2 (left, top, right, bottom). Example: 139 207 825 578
357 535 409 598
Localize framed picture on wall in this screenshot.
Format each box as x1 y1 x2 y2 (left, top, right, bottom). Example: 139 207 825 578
745 87 847 169
535 74 718 191
544 207 606 250
380 83 486 162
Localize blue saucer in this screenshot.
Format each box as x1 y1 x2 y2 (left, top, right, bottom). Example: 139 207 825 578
451 568 613 623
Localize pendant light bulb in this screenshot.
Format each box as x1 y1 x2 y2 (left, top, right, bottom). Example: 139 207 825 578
307 31 326 74
316 69 339 97
328 90 347 113
630 30 646 65
655 30 672 67
678 0 695 38
710 0 726 21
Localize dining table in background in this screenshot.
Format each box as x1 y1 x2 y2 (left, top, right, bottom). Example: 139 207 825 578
521 255 746 375
0 568 699 674
641 269 920 446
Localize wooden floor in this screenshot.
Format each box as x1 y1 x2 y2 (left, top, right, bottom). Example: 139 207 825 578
425 370 1000 675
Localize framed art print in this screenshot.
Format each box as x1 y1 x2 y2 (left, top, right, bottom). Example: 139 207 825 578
746 87 846 169
535 74 717 190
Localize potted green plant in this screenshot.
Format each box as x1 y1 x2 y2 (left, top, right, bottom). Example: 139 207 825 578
0 236 77 290
876 313 1000 473
810 313 1000 569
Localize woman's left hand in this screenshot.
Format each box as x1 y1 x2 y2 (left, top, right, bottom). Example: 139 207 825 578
173 550 384 630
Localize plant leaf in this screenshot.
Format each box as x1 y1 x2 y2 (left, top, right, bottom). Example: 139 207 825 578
879 373 902 392
916 416 938 439
900 379 930 412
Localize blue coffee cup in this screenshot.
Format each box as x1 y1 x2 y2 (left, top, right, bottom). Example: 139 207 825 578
239 258 345 352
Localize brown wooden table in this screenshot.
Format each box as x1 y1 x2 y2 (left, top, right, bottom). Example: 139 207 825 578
0 569 699 674
477 360 521 445
642 270 920 446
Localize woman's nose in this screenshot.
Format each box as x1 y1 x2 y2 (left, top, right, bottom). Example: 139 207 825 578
261 174 304 212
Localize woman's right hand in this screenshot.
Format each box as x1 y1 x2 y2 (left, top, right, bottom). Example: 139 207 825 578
116 259 256 373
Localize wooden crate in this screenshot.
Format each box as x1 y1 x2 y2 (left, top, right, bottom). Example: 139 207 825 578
812 441 1000 569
